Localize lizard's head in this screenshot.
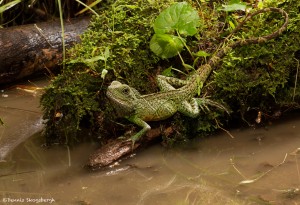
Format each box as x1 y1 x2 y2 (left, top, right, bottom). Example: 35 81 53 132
106 81 140 117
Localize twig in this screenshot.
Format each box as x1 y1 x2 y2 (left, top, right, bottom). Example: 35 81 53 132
293 58 299 101
239 153 288 185
215 119 234 138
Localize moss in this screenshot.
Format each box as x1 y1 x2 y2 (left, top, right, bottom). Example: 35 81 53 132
41 0 300 145
211 0 300 124
168 0 300 143
41 0 178 144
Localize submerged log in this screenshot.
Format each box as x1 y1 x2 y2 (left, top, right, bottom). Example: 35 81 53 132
0 17 90 84
86 126 174 170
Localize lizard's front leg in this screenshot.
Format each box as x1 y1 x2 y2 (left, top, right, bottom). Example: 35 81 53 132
127 115 151 143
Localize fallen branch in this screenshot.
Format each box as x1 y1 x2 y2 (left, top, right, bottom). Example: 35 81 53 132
0 17 90 84
86 125 174 170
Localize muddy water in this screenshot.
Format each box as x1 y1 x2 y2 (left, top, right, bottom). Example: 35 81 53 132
0 78 47 160
1 79 300 205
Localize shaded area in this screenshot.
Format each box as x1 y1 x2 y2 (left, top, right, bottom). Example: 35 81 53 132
1 0 91 27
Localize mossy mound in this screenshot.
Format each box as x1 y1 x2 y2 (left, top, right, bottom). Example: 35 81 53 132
212 0 300 124
41 0 177 144
41 0 300 145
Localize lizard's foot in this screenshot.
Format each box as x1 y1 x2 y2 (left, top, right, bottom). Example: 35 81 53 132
130 133 143 150
195 97 230 114
124 134 141 151
124 116 151 150
131 140 136 151
117 136 127 140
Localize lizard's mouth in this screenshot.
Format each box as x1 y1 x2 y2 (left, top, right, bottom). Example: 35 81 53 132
106 90 134 117
106 88 131 108
106 90 116 101
106 90 121 104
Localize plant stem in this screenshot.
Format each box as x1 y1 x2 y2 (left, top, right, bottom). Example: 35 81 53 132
57 0 65 69
176 30 194 59
74 0 99 16
293 58 299 101
177 51 185 65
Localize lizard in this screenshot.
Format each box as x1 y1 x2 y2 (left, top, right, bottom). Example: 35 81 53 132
106 7 289 144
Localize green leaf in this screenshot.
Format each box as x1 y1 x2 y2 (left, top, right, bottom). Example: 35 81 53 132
153 2 200 36
104 47 110 60
161 66 174 77
193 50 210 57
221 0 247 12
0 0 21 13
150 34 184 59
85 55 106 63
228 20 236 29
257 1 264 9
101 69 108 79
182 63 194 71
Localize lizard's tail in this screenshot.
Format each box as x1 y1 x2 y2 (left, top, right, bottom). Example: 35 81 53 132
183 7 288 98
207 7 289 68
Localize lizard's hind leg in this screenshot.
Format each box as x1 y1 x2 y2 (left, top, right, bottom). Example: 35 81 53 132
156 75 200 118
178 98 200 118
156 75 188 91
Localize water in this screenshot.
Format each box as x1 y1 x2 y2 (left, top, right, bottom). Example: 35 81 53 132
0 78 46 160
0 116 299 204
1 78 300 204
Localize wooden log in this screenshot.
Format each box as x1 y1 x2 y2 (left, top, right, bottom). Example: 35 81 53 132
86 125 174 170
0 17 90 84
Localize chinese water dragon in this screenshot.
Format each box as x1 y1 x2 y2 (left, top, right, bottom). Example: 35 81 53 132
106 7 289 144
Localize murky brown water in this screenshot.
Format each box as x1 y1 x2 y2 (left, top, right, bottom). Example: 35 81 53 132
1 79 300 205
0 78 46 160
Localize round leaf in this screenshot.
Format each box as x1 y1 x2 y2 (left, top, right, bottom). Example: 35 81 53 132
153 2 201 36
150 34 184 59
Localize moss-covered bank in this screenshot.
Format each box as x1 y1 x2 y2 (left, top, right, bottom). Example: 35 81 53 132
41 0 177 144
213 0 300 123
41 0 300 145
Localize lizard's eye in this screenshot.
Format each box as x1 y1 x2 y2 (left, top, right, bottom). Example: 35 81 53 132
122 87 130 95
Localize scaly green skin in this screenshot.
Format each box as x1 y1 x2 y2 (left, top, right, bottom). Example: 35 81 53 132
107 8 289 143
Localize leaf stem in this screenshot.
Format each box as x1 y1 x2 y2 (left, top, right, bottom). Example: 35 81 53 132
177 51 185 66
176 30 194 59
